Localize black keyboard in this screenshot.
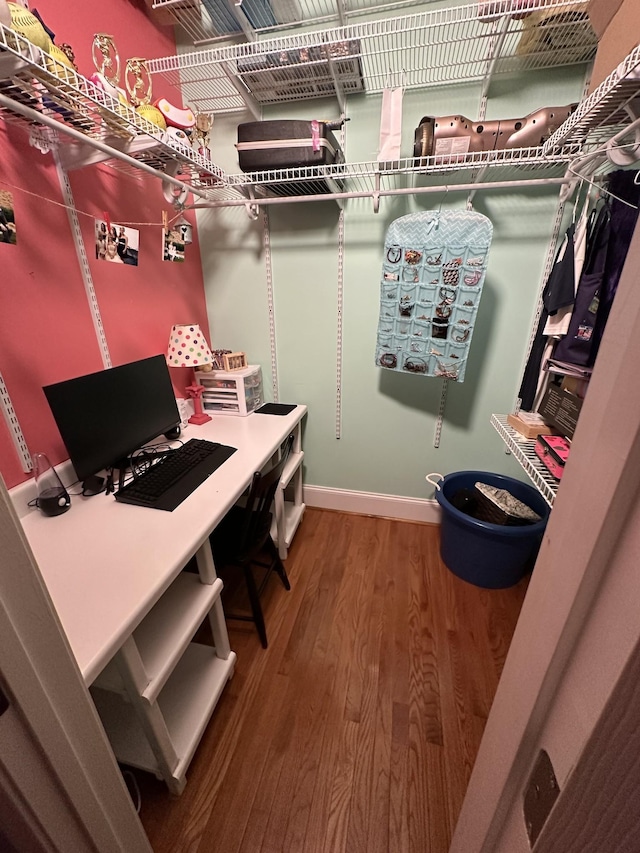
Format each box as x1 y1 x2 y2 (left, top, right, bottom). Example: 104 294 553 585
114 439 237 511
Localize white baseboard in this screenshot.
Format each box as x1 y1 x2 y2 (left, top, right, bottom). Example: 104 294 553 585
303 485 441 525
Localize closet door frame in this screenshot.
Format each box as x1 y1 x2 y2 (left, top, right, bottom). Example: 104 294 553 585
451 220 640 850
0 480 152 853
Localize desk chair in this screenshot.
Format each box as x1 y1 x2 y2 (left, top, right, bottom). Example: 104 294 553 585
210 434 295 648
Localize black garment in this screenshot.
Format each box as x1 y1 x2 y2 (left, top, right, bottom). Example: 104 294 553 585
519 223 577 410
592 169 640 361
554 170 640 367
545 222 576 315
521 170 640 408
553 204 610 366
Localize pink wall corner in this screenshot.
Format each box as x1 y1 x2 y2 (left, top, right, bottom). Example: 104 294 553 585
0 0 211 489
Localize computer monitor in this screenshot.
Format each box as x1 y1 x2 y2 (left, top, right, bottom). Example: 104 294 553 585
43 355 180 483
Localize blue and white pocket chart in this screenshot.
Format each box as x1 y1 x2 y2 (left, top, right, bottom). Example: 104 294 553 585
375 210 493 383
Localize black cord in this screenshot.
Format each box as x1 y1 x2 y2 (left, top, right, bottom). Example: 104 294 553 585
127 441 184 482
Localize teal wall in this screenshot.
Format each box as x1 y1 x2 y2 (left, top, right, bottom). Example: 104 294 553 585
197 63 586 499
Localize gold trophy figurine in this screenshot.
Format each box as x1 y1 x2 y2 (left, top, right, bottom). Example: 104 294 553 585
92 34 120 87
125 57 167 130
193 112 213 157
90 34 131 120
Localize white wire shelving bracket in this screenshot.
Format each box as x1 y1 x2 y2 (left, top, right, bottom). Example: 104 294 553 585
0 371 31 473
262 209 280 403
53 150 112 370
336 208 344 439
491 415 558 507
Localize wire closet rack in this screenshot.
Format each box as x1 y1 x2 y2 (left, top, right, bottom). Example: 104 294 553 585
147 0 597 113
3 1 640 208
149 0 447 42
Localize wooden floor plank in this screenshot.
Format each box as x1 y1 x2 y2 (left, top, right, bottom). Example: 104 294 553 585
136 508 528 853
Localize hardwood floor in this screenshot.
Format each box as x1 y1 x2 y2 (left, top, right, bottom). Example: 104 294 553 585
136 508 528 853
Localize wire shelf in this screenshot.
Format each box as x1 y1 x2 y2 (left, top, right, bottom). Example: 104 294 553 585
544 45 640 155
150 0 594 52
0 24 228 193
147 0 597 112
491 415 558 506
151 0 455 43
221 146 578 196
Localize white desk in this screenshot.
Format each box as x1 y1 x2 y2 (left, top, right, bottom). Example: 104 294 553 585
12 405 306 793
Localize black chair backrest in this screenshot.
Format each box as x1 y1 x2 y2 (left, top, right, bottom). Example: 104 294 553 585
236 434 295 562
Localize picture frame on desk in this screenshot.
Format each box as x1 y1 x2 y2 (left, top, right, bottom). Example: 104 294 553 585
222 351 247 371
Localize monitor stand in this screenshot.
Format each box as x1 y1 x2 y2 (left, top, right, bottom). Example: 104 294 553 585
114 458 130 492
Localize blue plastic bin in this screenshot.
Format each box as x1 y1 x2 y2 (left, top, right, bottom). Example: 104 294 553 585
428 471 550 589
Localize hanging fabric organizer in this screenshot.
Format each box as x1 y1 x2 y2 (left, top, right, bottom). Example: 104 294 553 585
375 210 493 382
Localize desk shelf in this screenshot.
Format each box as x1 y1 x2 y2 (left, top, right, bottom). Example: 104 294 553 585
91 643 236 792
90 548 235 794
273 425 305 558
92 572 224 702
275 500 306 551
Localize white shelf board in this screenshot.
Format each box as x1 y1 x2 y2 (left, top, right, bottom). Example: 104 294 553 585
91 643 236 777
491 414 558 507
91 574 224 700
135 574 223 703
158 643 236 779
281 451 303 490
271 501 306 548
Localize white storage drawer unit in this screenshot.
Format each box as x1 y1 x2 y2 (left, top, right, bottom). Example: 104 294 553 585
196 365 263 416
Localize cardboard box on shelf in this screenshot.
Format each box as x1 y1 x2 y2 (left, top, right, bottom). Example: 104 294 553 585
587 0 640 93
538 385 583 438
507 412 558 440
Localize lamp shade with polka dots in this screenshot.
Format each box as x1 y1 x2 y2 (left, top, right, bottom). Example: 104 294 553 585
166 324 213 369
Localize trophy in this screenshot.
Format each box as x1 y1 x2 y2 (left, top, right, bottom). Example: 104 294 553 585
89 33 131 121
125 57 166 130
193 112 213 157
91 34 120 96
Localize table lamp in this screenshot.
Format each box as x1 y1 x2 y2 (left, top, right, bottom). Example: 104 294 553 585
166 324 214 425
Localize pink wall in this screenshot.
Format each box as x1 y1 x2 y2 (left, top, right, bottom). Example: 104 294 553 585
0 0 211 488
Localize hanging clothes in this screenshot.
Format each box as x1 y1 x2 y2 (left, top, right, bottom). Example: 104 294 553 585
554 169 640 366
519 219 581 410
521 169 640 409
592 169 640 361
543 191 591 337
552 202 610 366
